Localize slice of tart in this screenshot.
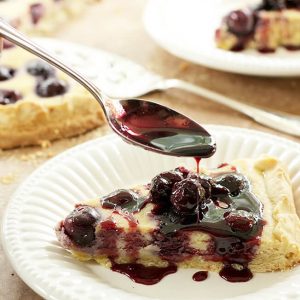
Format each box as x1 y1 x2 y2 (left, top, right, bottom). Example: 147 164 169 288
215 0 300 52
56 156 300 283
0 47 105 149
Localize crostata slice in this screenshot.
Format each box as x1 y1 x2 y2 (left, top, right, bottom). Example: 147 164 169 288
216 0 300 52
56 156 300 284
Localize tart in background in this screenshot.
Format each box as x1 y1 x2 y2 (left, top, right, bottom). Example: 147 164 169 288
0 47 105 149
215 0 300 52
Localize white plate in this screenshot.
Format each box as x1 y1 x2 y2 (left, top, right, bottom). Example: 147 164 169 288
2 125 300 300
143 0 300 77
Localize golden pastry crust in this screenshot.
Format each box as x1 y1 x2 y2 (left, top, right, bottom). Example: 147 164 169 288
237 155 300 272
57 156 300 273
0 48 105 149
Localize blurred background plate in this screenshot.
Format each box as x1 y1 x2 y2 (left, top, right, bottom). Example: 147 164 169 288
2 125 300 300
143 0 300 77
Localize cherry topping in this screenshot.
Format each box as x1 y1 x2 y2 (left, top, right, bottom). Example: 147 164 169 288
150 171 183 204
0 66 16 81
170 179 205 215
26 60 55 78
0 90 22 105
226 9 255 36
63 206 100 247
225 210 255 232
216 174 246 197
36 78 68 97
101 189 138 209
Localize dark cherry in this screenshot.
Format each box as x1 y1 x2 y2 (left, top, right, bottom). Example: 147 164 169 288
216 174 246 197
30 3 45 24
101 189 138 209
0 90 22 105
72 206 100 226
26 60 56 78
0 66 16 81
170 179 205 214
150 171 183 204
63 206 100 246
187 174 212 199
226 9 255 36
36 78 68 97
64 221 95 247
225 211 255 232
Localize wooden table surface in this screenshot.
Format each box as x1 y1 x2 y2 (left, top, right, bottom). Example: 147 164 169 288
1 0 300 299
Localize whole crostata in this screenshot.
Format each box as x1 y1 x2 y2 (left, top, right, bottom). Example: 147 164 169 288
0 47 105 149
216 0 300 52
56 156 300 284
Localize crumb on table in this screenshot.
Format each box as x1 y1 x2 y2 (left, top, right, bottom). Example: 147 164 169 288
0 173 17 184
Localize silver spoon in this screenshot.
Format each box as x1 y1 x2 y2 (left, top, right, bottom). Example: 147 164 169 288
0 20 216 157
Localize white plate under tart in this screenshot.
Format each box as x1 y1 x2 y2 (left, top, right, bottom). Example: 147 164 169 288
2 125 300 300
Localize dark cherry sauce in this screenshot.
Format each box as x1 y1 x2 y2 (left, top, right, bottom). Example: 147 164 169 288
195 157 201 174
110 261 177 285
192 271 208 282
258 47 276 54
219 264 253 283
110 99 216 158
284 45 300 51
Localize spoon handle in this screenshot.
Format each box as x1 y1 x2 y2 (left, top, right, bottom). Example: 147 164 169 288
0 19 107 113
161 79 300 137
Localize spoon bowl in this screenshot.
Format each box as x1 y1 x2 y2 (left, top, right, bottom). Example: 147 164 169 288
0 20 216 158
108 98 216 157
